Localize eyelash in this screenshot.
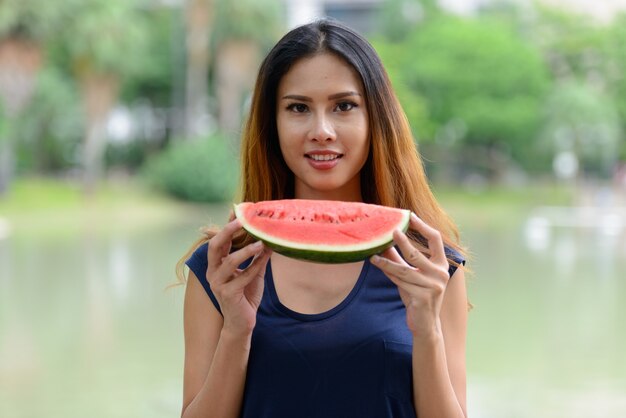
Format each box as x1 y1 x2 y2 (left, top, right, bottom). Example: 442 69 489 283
285 101 359 113
336 101 358 112
286 103 308 113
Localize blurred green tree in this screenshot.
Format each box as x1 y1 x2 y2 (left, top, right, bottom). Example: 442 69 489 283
379 0 439 42
531 4 611 82
374 40 433 142
606 13 626 162
56 0 151 193
211 0 283 136
540 80 621 178
0 0 62 195
183 0 214 138
377 14 550 180
15 66 82 173
143 132 239 202
530 4 626 173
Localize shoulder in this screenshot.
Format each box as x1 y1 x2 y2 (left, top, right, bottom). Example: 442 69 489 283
444 246 465 278
185 242 222 313
187 242 209 273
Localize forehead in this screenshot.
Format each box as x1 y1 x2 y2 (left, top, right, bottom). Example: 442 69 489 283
277 53 363 94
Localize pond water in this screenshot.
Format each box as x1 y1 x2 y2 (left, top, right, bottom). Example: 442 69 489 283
1 204 625 417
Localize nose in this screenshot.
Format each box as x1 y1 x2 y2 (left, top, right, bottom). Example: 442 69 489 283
309 113 336 142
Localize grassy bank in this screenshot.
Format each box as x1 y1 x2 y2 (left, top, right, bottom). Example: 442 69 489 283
434 182 575 229
0 177 227 238
0 177 575 237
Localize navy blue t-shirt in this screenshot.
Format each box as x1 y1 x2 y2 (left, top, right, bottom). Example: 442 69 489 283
186 242 464 418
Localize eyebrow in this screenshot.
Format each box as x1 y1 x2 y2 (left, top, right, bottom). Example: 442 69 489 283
281 91 362 101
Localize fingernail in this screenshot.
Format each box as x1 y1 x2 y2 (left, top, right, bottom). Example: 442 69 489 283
371 255 380 263
253 241 263 250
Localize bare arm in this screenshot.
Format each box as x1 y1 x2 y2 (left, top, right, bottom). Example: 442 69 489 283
411 267 467 418
181 271 252 418
181 220 271 418
372 213 467 418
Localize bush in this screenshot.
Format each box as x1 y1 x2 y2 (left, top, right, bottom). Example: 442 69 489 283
143 134 239 202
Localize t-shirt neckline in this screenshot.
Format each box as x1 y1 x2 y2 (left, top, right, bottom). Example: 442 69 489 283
266 258 370 322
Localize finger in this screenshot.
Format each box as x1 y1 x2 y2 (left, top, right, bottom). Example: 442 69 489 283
224 248 271 292
409 213 447 265
392 229 432 269
215 240 264 283
380 246 407 266
383 266 420 296
371 252 429 289
207 219 243 270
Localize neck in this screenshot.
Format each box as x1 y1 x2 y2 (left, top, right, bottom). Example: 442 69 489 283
294 183 362 202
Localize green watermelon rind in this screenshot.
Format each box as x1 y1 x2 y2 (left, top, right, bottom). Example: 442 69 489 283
234 202 411 264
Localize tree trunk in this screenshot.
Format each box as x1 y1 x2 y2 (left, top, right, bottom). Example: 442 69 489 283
77 72 119 194
216 39 260 137
184 0 214 138
0 38 42 196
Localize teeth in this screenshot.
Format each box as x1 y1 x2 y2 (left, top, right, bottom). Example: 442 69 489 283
309 154 339 161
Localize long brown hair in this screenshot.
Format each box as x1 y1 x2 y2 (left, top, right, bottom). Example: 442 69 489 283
176 19 465 283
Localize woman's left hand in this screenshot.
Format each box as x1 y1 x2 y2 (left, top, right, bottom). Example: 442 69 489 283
371 213 450 340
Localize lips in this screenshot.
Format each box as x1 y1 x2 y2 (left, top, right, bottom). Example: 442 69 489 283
305 151 343 170
305 151 343 161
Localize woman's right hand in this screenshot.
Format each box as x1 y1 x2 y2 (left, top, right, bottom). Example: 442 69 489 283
206 219 272 338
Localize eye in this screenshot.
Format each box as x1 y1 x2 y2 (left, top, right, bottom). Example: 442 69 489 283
335 101 357 112
286 103 308 113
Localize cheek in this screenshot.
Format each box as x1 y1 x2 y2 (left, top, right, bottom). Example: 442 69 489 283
276 116 289 154
277 125 298 168
359 138 371 166
355 120 370 159
277 122 305 157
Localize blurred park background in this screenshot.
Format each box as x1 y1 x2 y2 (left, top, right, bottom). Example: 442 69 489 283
1 0 626 417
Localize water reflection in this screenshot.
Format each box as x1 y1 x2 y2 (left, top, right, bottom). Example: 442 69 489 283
0 222 191 418
109 238 132 304
468 210 626 417
1 206 625 417
524 206 626 276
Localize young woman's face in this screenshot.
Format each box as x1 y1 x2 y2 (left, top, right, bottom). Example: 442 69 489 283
276 53 370 201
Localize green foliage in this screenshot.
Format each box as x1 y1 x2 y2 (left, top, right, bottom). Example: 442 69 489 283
0 0 65 40
213 0 284 49
143 134 239 202
59 0 151 77
532 4 612 79
374 40 433 140
15 65 83 173
606 14 626 149
540 81 621 177
377 15 551 168
379 0 426 41
0 102 5 138
119 7 177 106
105 140 149 172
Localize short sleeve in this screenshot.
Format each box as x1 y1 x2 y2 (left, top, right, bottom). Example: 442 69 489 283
185 242 222 315
445 246 466 278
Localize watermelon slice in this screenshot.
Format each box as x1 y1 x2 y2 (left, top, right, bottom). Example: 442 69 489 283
234 199 410 263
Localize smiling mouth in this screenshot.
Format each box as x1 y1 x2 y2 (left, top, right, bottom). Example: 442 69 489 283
306 154 343 161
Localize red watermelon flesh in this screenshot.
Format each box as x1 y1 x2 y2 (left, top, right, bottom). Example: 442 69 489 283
234 199 410 263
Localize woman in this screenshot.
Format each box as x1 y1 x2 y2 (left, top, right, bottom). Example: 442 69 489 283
179 19 468 418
